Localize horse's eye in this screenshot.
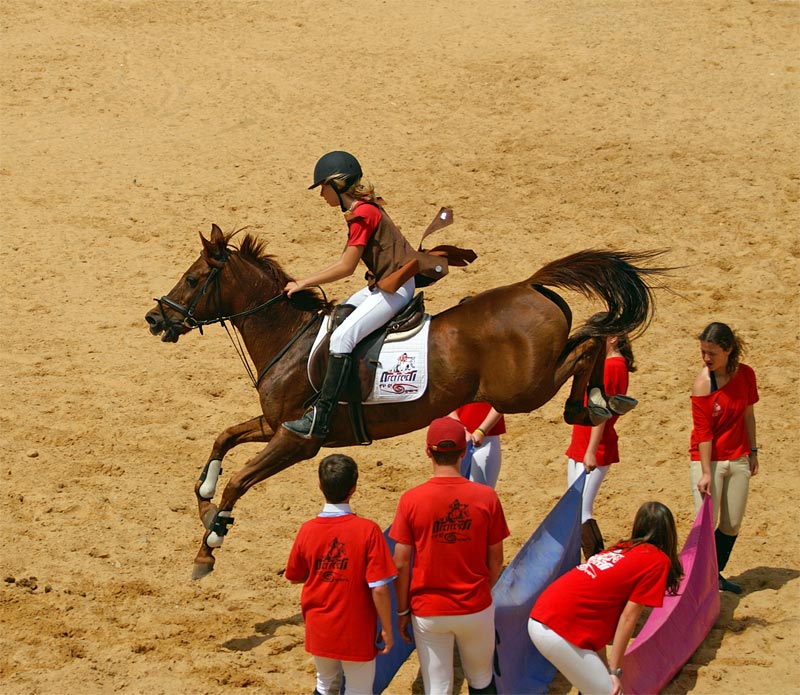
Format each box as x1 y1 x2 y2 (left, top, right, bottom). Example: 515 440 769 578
186 275 199 288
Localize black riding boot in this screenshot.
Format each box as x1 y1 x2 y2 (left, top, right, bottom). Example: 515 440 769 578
581 518 605 561
283 353 351 439
468 677 497 694
715 528 742 594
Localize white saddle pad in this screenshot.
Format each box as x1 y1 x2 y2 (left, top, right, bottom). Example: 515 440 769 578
308 315 431 404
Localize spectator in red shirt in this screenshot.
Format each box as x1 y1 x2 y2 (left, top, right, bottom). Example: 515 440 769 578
285 454 397 695
565 316 637 561
391 417 510 695
690 321 760 594
529 501 683 695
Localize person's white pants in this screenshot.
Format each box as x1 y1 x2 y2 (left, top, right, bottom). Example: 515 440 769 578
329 278 415 354
470 435 502 488
690 456 751 535
528 618 613 695
411 604 496 694
313 655 375 695
567 458 610 523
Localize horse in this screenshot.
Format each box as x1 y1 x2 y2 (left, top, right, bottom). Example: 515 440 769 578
145 224 667 579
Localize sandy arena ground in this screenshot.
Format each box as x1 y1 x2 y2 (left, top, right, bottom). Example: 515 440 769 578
2 1 798 693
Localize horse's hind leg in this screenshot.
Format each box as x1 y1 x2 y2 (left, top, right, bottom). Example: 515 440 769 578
193 428 321 580
556 338 612 426
195 415 274 526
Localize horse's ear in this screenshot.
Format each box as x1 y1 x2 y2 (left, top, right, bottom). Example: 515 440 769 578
200 225 227 264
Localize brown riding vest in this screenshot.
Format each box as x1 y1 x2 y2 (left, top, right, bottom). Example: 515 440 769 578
346 202 449 293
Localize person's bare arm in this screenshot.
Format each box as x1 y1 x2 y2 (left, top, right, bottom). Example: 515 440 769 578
392 542 414 643
487 541 504 587
285 245 363 295
606 600 645 695
371 583 395 654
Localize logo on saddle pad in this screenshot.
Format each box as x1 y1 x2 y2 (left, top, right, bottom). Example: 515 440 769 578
378 352 420 395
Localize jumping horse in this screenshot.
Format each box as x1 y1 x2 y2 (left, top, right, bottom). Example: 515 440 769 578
145 224 667 579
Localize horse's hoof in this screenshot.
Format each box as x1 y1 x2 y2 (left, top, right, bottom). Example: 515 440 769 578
609 395 638 415
201 503 218 530
191 561 215 581
588 405 613 426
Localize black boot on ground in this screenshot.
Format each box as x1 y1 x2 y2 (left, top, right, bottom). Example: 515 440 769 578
283 353 351 439
468 677 497 694
715 528 743 594
581 518 604 561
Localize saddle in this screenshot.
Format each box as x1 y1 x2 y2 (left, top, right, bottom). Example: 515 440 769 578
309 293 427 444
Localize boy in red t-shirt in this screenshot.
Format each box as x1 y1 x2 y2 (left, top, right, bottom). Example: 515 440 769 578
285 454 397 695
391 417 510 695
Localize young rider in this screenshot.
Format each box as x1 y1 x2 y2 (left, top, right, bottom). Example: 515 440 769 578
283 151 461 440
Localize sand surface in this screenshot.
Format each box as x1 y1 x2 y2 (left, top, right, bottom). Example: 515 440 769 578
2 1 798 693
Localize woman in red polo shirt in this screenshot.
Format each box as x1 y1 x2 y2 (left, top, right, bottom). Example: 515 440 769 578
565 316 637 560
690 321 759 594
528 501 683 695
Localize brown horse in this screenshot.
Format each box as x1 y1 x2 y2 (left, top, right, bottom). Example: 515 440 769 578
145 224 666 579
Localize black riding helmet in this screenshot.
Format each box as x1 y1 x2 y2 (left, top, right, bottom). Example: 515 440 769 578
309 150 363 191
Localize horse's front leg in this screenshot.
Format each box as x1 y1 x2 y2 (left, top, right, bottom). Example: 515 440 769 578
192 428 322 580
195 415 274 527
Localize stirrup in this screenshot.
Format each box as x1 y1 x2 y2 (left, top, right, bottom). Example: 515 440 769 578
283 407 324 439
608 394 638 415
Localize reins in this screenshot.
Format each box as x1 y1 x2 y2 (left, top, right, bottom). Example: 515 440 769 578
154 250 327 389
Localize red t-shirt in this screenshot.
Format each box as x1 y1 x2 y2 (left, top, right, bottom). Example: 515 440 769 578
390 476 510 617
530 542 670 651
455 402 507 436
565 355 629 466
346 201 382 247
285 514 396 661
690 363 758 461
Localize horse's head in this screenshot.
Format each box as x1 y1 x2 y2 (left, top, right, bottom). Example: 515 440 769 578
145 224 235 342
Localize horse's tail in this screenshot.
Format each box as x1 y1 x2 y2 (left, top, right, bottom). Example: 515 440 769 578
525 249 671 340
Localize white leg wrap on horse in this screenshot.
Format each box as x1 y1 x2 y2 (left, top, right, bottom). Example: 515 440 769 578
206 510 231 548
198 459 222 499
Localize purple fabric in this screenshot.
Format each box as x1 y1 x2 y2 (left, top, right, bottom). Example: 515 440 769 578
492 473 585 694
621 496 720 694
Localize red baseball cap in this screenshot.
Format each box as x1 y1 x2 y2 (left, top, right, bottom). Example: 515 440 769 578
426 417 467 452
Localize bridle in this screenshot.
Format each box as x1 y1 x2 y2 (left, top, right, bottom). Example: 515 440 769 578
153 249 324 388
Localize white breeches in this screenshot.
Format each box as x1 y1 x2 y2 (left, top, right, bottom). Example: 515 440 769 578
411 604 496 694
314 655 375 695
469 435 502 489
528 619 613 695
566 458 610 523
329 278 415 354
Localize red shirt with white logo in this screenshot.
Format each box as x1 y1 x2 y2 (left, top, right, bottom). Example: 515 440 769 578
285 514 396 661
690 363 758 461
530 542 670 651
390 476 509 617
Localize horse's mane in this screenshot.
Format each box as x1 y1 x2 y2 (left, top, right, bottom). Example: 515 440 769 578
231 232 331 312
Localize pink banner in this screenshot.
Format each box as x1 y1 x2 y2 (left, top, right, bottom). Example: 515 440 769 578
621 496 720 694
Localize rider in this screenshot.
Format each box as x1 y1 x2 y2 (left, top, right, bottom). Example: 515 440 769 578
283 151 458 440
